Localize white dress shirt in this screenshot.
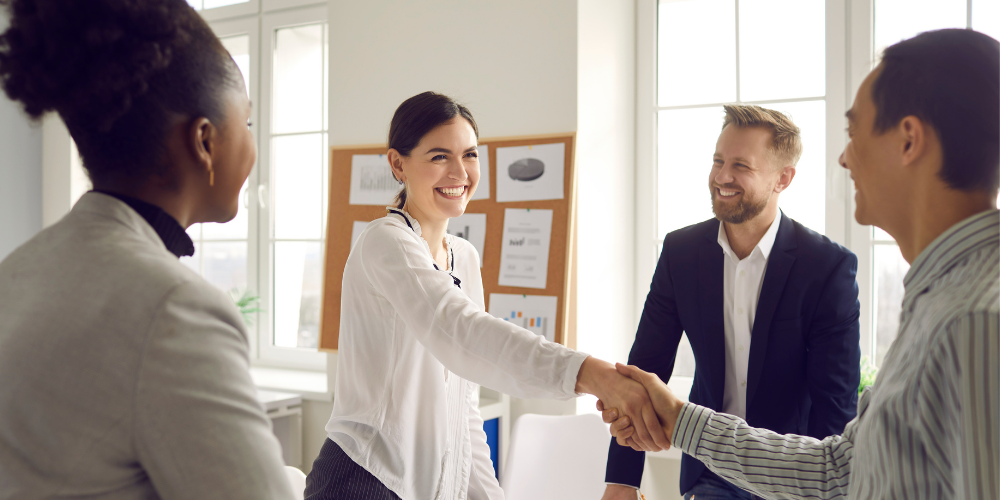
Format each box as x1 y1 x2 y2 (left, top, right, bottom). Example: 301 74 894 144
327 209 589 500
717 213 780 420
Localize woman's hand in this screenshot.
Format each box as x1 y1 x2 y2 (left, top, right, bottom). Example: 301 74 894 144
575 357 670 452
598 363 685 449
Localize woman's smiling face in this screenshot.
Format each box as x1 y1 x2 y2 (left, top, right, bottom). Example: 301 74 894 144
392 118 480 222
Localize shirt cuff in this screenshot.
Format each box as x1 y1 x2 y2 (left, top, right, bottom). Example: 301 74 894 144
604 482 639 489
566 350 590 396
672 402 714 457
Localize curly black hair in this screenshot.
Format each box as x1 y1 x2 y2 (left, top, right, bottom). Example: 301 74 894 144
0 0 241 184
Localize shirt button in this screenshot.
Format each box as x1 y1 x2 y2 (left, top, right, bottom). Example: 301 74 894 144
738 345 744 352
737 307 744 314
739 270 746 277
742 381 747 387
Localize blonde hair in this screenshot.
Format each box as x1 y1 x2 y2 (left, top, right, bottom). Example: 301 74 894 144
722 104 803 167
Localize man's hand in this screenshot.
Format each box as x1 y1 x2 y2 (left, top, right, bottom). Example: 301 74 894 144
576 356 670 452
601 484 640 500
599 363 685 449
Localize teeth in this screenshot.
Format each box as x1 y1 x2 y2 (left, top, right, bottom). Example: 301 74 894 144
719 189 738 196
437 186 466 197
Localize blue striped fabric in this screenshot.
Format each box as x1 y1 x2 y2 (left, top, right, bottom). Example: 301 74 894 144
671 209 1000 500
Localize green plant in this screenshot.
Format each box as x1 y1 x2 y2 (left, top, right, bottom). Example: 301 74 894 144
859 356 879 395
229 287 262 327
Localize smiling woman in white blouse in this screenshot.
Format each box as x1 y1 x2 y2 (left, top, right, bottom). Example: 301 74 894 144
303 92 669 500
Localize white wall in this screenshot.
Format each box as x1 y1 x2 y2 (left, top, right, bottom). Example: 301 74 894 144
0 10 43 261
327 0 578 145
576 0 637 404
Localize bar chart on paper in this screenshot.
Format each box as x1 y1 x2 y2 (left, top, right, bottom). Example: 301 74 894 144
488 293 558 342
504 311 547 338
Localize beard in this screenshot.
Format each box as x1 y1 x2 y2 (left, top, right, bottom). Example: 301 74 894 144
710 183 771 224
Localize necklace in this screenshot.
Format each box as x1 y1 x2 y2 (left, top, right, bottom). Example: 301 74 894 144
386 208 462 289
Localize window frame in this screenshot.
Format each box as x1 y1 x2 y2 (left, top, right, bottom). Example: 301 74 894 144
204 1 329 371
257 3 329 370
199 0 261 22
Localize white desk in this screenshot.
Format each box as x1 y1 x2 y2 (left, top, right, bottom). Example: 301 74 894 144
257 390 304 468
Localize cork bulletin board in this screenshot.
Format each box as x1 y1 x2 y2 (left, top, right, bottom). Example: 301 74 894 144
319 133 577 352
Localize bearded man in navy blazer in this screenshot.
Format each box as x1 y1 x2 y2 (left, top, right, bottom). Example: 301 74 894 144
603 105 861 500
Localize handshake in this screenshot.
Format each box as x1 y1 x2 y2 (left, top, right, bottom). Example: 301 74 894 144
577 357 686 452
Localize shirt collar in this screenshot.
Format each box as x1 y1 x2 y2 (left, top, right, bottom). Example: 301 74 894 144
717 211 782 261
902 209 999 308
92 190 195 258
386 206 422 236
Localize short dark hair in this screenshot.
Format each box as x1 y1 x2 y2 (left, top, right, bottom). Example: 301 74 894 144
387 91 479 209
872 29 999 192
0 0 242 185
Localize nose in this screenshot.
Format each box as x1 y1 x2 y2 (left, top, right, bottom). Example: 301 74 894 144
712 162 735 186
838 149 848 170
447 156 469 182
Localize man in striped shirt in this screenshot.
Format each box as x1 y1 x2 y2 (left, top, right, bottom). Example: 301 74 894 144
602 29 998 500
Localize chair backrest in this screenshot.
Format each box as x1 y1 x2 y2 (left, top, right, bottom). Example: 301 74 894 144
500 413 610 500
284 465 307 500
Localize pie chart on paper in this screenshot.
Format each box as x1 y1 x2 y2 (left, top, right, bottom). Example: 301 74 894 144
507 158 545 181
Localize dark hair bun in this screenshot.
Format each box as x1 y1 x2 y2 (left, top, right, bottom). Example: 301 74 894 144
0 0 193 132
0 0 237 182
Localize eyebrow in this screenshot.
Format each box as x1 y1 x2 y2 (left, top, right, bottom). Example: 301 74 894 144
425 146 478 155
714 154 752 164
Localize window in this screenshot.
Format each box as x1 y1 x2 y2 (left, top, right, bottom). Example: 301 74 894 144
179 2 328 370
649 0 828 377
260 8 329 368
867 0 998 365
639 0 1000 377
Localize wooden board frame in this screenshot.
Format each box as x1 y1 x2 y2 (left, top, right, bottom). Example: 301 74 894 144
319 133 577 351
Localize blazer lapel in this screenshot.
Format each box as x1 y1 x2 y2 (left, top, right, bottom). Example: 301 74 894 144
745 213 797 406
698 220 727 406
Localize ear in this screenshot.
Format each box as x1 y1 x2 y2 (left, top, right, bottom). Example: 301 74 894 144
774 166 796 193
387 148 406 182
188 117 216 179
898 115 927 168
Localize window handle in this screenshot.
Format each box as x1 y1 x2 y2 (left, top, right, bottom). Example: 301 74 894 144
258 184 267 209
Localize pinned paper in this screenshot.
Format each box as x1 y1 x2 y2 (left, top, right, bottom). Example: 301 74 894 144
488 293 558 342
349 154 401 206
498 208 553 289
471 144 490 201
446 213 487 267
495 143 565 202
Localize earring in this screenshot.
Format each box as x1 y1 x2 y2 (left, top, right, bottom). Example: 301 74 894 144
209 169 215 187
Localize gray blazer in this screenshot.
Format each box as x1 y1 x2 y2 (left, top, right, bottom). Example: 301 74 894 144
0 192 294 499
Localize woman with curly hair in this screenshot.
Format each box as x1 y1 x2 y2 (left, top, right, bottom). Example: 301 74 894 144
0 1 294 498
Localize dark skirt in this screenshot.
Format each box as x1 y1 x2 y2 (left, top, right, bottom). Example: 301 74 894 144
305 438 401 500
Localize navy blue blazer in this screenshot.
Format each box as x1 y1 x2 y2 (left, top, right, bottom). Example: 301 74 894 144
605 214 861 495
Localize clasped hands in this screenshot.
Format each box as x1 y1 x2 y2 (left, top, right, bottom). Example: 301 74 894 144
578 357 686 452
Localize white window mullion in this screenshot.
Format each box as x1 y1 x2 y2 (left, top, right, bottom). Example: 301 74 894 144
634 0 659 324
257 4 328 371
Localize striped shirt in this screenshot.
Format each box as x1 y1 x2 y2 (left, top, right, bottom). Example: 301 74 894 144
672 209 999 500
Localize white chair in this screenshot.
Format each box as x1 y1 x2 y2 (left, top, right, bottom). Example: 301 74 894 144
284 465 307 500
500 413 611 500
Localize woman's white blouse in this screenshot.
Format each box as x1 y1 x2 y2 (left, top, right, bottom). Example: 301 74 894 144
326 210 588 500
